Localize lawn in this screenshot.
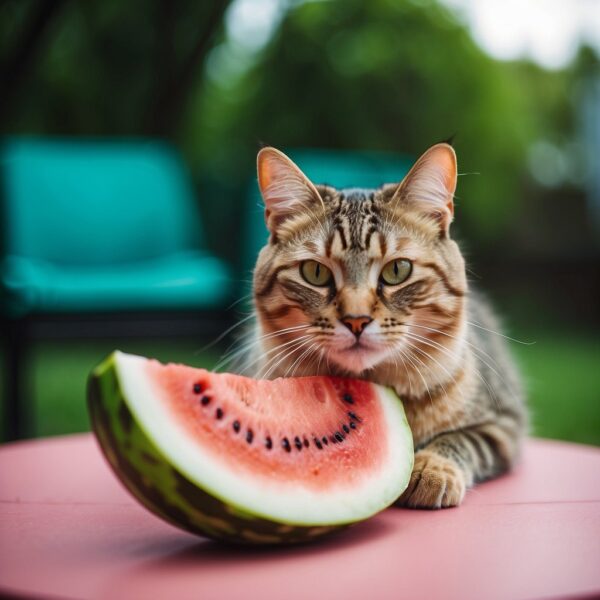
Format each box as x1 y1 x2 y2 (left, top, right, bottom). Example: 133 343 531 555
1 328 599 446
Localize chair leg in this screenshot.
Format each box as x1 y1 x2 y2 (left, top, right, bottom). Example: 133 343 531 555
3 319 29 441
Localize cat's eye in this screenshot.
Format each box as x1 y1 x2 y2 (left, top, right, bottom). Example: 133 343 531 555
300 260 333 287
380 259 412 285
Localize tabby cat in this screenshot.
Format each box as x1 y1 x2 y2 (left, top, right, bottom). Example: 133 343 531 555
246 143 527 509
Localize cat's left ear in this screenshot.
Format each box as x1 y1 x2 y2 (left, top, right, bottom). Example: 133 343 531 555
390 143 457 237
257 147 324 233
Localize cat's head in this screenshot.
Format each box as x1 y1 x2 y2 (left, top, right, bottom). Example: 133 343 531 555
252 144 467 380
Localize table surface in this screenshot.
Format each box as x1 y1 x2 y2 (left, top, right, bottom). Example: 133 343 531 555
0 434 599 600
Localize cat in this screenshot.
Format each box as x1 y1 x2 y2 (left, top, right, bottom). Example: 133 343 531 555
245 143 527 509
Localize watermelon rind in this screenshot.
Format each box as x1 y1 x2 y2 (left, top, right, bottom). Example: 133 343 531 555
88 351 414 544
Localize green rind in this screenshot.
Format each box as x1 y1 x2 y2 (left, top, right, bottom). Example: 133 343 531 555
87 352 412 545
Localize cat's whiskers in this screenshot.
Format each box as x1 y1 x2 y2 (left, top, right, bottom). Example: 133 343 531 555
199 312 255 354
411 317 513 378
216 323 311 370
397 346 435 408
286 342 321 378
402 335 461 400
465 320 534 345
253 340 310 381
226 290 254 311
409 320 504 376
246 325 310 353
404 342 468 432
408 320 518 404
259 336 314 379
400 337 477 433
402 343 441 391
386 351 411 395
315 345 325 376
233 334 311 377
226 335 309 376
403 329 501 411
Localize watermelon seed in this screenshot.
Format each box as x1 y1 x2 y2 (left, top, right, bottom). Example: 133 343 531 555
330 435 337 444
193 383 202 394
322 436 329 445
294 436 302 451
246 429 254 444
314 438 323 450
303 438 309 448
233 420 240 433
349 421 357 429
201 396 211 406
335 432 344 442
265 436 273 450
282 438 291 452
348 411 360 422
215 408 224 419
343 393 354 404
343 424 350 434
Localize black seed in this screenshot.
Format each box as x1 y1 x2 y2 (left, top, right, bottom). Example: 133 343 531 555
246 429 254 444
315 439 323 450
343 424 350 434
193 383 202 394
232 420 240 433
215 408 223 419
335 432 344 442
348 411 360 422
322 436 329 445
303 438 309 448
294 436 302 451
282 437 291 452
343 393 354 404
265 436 273 450
201 396 211 406
350 421 357 429
330 435 337 444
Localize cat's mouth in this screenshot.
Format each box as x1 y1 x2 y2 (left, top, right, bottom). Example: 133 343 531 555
328 339 386 373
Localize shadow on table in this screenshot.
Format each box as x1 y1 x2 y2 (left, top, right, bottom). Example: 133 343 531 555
121 515 390 564
166 517 392 562
95 518 396 598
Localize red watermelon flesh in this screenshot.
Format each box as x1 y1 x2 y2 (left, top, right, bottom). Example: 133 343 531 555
151 363 387 492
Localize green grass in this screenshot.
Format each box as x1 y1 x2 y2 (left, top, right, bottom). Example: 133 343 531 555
512 333 600 446
28 340 222 439
1 330 599 445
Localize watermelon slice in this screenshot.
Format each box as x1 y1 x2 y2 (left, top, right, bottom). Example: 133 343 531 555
88 351 413 544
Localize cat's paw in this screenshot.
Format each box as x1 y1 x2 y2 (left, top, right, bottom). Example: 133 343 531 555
396 450 466 509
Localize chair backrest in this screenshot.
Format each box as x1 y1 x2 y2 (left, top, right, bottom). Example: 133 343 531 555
244 147 413 276
0 138 203 266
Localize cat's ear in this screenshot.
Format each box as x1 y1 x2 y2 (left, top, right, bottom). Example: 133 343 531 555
390 143 457 236
257 147 324 233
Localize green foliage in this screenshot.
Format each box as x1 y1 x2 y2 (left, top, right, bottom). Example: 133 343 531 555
189 0 544 245
1 0 230 135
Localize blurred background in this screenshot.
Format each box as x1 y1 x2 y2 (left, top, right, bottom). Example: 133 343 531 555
1 0 598 444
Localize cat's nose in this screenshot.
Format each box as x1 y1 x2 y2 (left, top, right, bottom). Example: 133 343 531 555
341 315 373 338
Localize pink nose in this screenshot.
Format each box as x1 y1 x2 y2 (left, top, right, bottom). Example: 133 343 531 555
341 315 373 338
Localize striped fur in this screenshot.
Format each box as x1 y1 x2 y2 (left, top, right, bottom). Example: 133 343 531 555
243 145 527 509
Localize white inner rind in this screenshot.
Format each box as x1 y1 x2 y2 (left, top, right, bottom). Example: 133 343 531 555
113 351 414 526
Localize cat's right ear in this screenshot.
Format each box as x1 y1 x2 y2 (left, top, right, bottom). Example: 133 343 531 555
257 147 324 233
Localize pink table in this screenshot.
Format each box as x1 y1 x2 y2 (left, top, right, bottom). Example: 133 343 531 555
0 434 599 600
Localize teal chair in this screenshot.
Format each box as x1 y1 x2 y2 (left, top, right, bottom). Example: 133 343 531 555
244 147 413 278
1 138 233 439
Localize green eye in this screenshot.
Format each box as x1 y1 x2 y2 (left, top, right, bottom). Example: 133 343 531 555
380 259 412 285
300 260 333 287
